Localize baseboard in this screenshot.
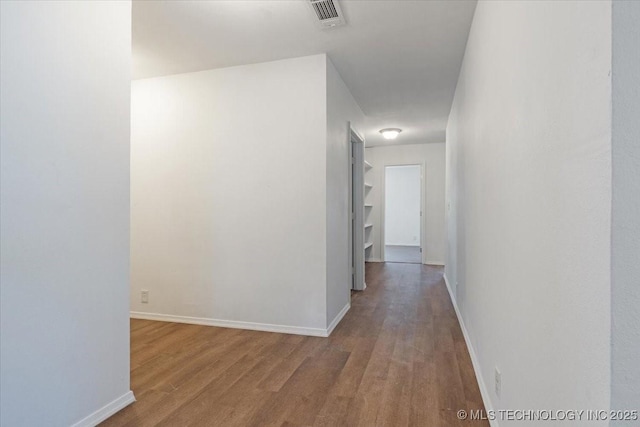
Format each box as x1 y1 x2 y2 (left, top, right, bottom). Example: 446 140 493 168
71 390 135 427
326 302 350 336
365 258 442 265
443 274 498 427
130 311 330 337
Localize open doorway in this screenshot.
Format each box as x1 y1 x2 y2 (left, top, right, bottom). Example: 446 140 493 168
383 165 422 264
349 127 366 290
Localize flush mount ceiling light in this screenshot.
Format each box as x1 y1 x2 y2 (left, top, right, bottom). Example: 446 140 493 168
379 128 402 140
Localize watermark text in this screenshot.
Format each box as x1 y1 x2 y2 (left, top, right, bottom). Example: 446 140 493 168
456 409 638 422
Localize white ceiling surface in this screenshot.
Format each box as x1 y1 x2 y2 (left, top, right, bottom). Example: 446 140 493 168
132 0 477 147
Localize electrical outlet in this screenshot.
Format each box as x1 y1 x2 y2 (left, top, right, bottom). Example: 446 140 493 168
494 367 502 398
141 290 149 304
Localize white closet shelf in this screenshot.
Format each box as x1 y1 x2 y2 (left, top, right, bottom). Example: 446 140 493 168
365 161 373 169
365 204 373 208
365 242 373 250
365 223 373 228
365 183 373 189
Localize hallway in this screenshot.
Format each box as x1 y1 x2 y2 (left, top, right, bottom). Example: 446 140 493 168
101 263 486 426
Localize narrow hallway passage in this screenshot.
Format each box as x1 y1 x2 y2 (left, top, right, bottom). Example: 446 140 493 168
101 263 487 426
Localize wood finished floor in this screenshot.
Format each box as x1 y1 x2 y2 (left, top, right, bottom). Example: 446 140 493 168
101 263 487 427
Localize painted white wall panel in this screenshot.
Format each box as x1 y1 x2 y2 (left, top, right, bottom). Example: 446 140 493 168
326 58 364 325
446 0 612 421
611 0 640 418
0 1 132 425
131 55 329 330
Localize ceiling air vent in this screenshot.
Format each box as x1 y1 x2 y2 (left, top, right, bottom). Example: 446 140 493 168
307 0 346 29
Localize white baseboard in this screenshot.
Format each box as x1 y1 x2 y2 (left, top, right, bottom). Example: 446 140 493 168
71 390 135 427
425 260 445 266
326 302 350 336
130 311 331 337
365 258 442 265
443 274 498 427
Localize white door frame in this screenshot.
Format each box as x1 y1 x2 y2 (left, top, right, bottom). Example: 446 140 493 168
348 123 366 290
380 162 426 264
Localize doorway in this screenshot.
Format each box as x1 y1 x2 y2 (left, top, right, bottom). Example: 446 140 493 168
349 127 366 290
383 165 422 264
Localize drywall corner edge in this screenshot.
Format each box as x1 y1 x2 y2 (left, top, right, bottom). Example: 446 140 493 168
70 391 135 427
443 274 499 427
326 302 350 336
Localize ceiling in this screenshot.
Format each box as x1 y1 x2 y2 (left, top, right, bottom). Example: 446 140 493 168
132 0 477 147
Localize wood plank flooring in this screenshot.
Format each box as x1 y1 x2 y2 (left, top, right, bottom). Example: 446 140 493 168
101 263 487 427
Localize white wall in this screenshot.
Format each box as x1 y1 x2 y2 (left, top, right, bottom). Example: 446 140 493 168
326 58 364 326
445 1 611 423
611 0 640 419
0 2 133 426
384 166 421 246
131 54 337 335
365 143 446 265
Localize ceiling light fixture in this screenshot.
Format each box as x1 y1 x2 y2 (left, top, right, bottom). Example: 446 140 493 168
379 128 402 140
